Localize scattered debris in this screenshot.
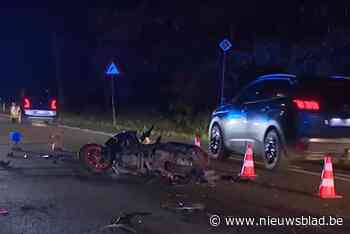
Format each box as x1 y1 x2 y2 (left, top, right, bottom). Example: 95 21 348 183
220 174 240 182
101 212 151 233
20 205 37 212
20 204 52 215
161 201 205 213
203 170 220 185
0 160 11 168
11 146 22 152
168 193 188 199
21 205 36 211
0 208 9 216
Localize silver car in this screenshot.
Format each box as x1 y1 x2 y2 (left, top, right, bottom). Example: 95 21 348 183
208 74 350 170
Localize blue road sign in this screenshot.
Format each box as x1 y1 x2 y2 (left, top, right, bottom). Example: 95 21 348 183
106 62 120 76
10 131 22 144
219 39 232 52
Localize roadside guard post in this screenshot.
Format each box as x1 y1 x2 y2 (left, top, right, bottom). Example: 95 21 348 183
49 126 64 152
106 62 120 127
10 103 20 123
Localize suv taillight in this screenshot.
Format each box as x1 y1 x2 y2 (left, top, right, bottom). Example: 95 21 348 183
293 99 320 111
23 98 31 109
50 99 57 110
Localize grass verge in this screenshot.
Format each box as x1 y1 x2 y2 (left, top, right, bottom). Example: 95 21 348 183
59 111 210 144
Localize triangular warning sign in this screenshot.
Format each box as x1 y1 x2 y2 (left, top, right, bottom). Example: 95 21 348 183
106 62 120 75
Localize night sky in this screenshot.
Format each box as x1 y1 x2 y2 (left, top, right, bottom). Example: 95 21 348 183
0 4 88 99
1 2 350 110
0 7 50 97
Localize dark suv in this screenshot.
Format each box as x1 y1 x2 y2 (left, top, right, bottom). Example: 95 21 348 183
21 89 58 124
208 74 350 169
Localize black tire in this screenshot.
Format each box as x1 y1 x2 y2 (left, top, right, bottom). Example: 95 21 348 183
208 124 230 160
263 129 288 170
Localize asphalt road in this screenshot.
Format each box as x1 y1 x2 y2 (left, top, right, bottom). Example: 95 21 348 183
0 116 350 234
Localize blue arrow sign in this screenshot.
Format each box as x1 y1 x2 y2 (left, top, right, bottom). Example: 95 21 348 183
106 62 120 76
219 39 232 52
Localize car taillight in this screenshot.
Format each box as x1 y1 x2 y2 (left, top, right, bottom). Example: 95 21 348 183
293 99 320 111
23 98 31 109
50 99 57 110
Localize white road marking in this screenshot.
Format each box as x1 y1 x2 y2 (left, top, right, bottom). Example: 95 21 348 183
58 125 113 137
0 113 9 119
330 171 350 179
289 168 350 183
32 122 48 127
229 157 350 183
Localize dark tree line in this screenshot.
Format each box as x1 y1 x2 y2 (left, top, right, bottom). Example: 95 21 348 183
49 1 350 114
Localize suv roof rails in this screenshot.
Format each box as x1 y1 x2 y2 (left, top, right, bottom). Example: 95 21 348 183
257 73 296 80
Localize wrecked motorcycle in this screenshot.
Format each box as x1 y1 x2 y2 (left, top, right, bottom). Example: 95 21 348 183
79 126 210 183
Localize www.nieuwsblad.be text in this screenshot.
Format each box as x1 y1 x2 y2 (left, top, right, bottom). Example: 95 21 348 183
209 215 344 227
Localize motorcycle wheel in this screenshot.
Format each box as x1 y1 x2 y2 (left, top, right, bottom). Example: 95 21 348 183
79 144 112 174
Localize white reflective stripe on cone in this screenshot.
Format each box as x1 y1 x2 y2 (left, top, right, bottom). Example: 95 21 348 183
321 178 334 187
243 160 254 168
324 163 333 171
195 139 200 146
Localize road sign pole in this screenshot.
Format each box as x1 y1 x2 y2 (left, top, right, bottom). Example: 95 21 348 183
106 61 120 126
221 51 226 105
111 76 117 126
218 38 232 106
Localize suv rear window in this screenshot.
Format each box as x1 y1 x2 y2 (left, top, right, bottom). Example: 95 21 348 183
234 79 293 103
261 79 292 98
25 89 53 98
295 78 350 109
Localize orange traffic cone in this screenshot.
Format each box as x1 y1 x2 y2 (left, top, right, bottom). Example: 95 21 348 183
317 155 342 199
194 131 201 147
239 143 257 180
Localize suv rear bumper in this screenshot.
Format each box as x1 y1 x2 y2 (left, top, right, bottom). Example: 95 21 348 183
287 138 350 160
23 115 58 124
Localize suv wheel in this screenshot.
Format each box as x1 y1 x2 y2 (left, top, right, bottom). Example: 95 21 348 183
209 124 229 160
263 129 288 170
